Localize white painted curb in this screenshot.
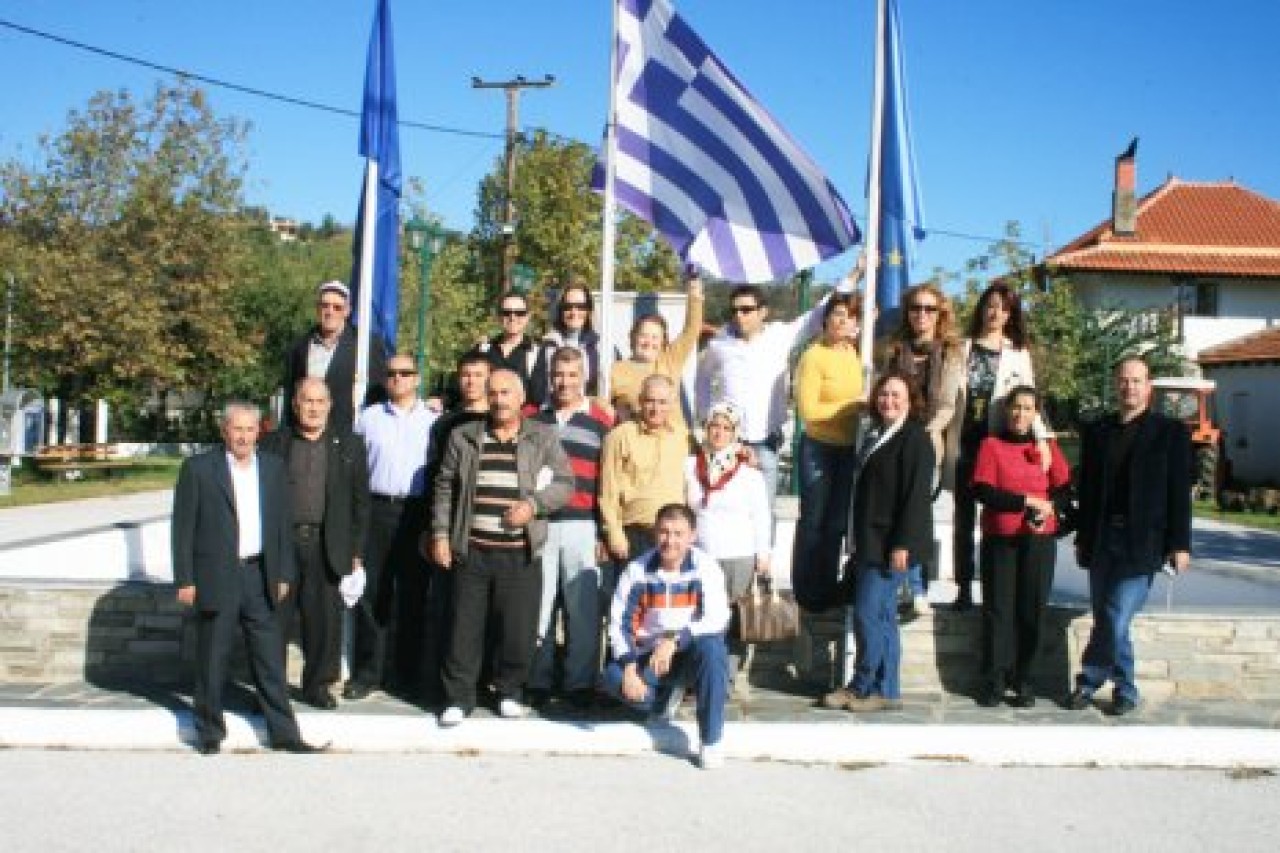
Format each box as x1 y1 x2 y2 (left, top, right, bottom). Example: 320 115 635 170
2 708 1279 768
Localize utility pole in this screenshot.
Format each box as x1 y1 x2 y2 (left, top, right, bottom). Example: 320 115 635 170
472 74 555 292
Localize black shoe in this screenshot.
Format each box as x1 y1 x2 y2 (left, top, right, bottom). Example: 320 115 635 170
567 688 596 711
975 686 1002 708
1064 687 1094 711
1110 696 1139 716
303 690 337 711
342 682 372 701
196 739 221 756
1008 685 1036 709
273 739 330 754
526 688 551 710
952 592 974 612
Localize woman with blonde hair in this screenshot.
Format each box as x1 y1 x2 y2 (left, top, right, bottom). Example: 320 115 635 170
609 271 704 429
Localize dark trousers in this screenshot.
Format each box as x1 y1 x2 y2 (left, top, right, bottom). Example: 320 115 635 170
953 452 979 595
354 497 427 690
442 545 542 709
979 534 1055 690
192 559 300 747
283 525 343 696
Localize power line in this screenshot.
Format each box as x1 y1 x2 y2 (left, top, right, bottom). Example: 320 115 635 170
0 17 504 141
0 17 1050 253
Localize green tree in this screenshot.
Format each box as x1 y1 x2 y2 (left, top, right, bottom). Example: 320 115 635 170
0 80 253 429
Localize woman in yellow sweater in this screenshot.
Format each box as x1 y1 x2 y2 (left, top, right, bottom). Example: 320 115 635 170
609 272 705 429
791 292 864 612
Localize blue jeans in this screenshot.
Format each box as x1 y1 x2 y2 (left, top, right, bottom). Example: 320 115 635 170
1078 550 1155 703
602 633 729 746
531 520 603 692
791 435 854 611
849 562 903 700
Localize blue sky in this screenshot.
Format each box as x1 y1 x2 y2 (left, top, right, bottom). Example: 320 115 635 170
3 0 1279 288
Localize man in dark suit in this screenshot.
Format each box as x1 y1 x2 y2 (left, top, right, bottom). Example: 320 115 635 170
1068 356 1192 716
284 280 387 432
172 401 324 754
261 378 370 710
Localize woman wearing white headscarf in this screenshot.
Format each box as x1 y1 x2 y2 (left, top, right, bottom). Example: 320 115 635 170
685 402 772 673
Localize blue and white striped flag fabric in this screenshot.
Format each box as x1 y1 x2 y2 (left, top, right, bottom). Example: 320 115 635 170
605 0 859 283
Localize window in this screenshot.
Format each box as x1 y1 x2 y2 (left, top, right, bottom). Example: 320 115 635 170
1194 281 1219 317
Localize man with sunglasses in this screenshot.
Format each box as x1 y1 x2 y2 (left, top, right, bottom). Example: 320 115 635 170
695 258 864 511
350 354 439 701
283 280 387 432
471 292 548 408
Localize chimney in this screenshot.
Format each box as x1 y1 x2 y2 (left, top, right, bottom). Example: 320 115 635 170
1112 137 1138 236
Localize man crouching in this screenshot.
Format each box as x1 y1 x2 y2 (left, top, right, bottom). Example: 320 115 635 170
603 503 731 769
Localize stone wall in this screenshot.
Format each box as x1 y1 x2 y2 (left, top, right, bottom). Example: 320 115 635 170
3 579 1279 705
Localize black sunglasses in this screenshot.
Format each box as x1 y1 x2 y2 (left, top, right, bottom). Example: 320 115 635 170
732 304 759 315
387 369 418 377
561 302 590 311
500 309 529 318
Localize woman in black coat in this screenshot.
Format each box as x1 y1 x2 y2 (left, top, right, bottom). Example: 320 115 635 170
823 372 935 713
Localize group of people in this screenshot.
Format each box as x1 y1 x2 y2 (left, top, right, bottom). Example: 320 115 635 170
170 267 1192 762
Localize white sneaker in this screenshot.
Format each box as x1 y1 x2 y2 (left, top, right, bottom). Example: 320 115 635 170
498 698 526 719
439 706 466 727
699 742 725 770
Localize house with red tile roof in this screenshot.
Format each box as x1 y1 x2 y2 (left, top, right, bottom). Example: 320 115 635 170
1043 144 1280 365
1198 327 1280 485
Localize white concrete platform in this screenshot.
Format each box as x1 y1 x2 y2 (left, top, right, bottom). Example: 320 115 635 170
2 707 1279 769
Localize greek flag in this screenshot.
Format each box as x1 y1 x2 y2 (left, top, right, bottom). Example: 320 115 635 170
605 0 858 283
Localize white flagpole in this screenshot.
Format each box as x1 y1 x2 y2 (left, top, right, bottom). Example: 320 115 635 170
354 159 378 420
597 0 621 400
860 0 887 390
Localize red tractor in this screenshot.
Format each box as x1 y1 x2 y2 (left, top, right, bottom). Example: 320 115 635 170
1151 377 1227 501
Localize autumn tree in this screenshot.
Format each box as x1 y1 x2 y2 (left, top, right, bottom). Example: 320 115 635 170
0 80 253 430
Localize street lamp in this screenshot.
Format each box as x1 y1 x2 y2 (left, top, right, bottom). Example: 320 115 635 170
404 217 448 385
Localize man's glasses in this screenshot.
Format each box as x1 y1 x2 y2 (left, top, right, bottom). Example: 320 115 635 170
501 309 529 318
908 304 939 314
387 369 418 377
732 304 759 315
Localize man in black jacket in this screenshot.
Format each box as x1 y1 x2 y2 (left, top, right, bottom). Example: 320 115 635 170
283 280 387 432
171 402 322 754
260 377 370 710
1068 356 1192 715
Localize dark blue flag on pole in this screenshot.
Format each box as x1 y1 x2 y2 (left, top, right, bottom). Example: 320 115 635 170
874 0 925 313
352 0 402 353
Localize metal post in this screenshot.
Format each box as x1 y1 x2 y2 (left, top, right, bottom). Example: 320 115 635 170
3 272 14 396
791 270 813 496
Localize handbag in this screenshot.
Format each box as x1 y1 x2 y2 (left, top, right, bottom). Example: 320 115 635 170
735 576 800 643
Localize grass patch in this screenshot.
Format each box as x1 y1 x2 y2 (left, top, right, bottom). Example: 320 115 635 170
1193 498 1280 533
0 458 181 508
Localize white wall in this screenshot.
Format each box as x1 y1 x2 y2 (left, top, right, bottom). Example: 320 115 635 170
1202 363 1280 486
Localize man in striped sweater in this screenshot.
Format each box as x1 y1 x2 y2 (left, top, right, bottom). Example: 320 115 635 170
604 503 731 769
528 347 614 710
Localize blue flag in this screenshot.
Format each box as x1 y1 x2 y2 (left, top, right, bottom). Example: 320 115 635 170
874 0 925 313
352 0 402 353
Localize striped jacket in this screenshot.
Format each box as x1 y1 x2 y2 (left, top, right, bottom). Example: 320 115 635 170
608 546 730 666
533 400 613 523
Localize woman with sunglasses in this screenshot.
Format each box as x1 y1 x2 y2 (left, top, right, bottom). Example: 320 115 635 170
609 270 704 429
952 283 1049 611
878 282 964 615
533 282 603 403
970 385 1068 707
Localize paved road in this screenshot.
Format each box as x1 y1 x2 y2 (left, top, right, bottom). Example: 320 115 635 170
1 752 1276 852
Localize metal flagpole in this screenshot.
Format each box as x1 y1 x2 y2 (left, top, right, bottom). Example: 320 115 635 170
354 160 379 422
597 0 622 399
859 0 888 388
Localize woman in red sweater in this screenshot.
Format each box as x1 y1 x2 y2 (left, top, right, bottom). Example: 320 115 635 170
971 385 1070 708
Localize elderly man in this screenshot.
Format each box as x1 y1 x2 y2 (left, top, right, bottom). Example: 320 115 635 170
603 503 731 770
528 346 614 710
471 291 547 408
260 378 369 710
1068 356 1192 716
350 354 439 700
598 373 688 563
171 402 323 754
284 280 387 432
430 369 574 725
